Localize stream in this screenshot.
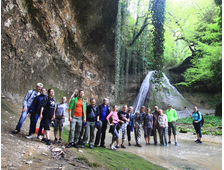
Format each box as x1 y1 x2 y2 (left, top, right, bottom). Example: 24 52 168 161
104 130 222 170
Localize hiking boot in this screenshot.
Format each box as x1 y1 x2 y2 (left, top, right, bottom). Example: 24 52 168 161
175 142 178 146
115 145 120 149
195 139 199 142
73 143 79 148
54 138 58 142
154 142 157 145
46 140 51 145
66 143 73 148
89 145 93 149
121 144 126 149
41 138 47 143
128 143 132 146
58 138 62 143
37 135 42 140
12 130 20 134
26 135 34 139
94 144 98 147
168 141 171 144
196 140 202 144
100 145 106 148
137 144 142 147
80 145 84 148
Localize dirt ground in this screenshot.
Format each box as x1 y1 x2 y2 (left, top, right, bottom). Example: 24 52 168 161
1 98 105 170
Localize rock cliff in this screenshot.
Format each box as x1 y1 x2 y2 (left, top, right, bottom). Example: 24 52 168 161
1 0 118 103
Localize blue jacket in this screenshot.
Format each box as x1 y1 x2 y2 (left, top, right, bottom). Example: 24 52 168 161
23 89 40 108
29 94 47 115
128 113 134 129
192 111 202 122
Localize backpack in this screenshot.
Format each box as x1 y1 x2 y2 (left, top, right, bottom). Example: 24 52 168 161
197 112 204 126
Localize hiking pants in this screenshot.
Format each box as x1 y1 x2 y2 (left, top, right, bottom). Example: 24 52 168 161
193 122 202 138
68 116 82 144
134 122 142 145
82 121 95 145
153 125 160 144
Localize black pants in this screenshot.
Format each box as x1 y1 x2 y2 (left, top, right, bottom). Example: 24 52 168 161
193 122 202 138
95 120 107 146
38 119 44 136
127 125 132 142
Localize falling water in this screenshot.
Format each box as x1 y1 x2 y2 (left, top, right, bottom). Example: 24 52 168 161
132 71 154 113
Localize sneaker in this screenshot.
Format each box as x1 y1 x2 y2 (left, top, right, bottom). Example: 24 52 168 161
37 135 42 140
66 143 73 148
128 143 132 146
196 140 202 144
41 138 47 143
115 145 120 149
148 143 150 145
100 145 106 148
54 138 58 142
154 142 157 145
166 144 169 146
94 144 98 147
160 144 164 146
80 145 84 148
58 138 62 143
110 144 113 150
73 143 79 148
175 142 178 146
46 140 51 145
112 145 117 150
168 141 171 144
121 144 126 149
89 145 93 149
195 139 199 142
136 144 142 147
12 130 20 134
26 135 34 139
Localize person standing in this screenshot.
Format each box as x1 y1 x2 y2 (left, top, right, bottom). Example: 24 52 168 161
158 109 168 146
127 106 134 146
81 98 99 148
106 105 121 150
67 90 86 148
152 106 160 145
190 106 203 144
143 108 153 145
26 87 47 139
166 104 178 146
134 106 146 147
116 105 129 149
94 98 110 148
53 97 68 143
12 83 43 134
39 89 56 145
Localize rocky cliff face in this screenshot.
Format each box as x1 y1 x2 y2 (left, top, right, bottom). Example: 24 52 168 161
1 0 118 103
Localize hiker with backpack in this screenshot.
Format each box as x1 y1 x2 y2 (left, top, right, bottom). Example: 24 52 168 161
190 106 203 144
53 96 68 143
12 83 43 134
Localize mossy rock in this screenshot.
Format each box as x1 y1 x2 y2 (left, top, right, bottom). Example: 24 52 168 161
201 130 210 135
180 127 188 133
215 130 222 135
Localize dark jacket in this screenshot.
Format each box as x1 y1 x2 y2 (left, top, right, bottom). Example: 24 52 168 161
97 104 111 120
29 94 47 115
86 104 98 122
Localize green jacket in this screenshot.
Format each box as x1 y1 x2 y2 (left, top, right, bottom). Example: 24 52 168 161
69 97 86 119
165 108 177 122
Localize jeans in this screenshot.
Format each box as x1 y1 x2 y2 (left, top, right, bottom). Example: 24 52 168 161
82 121 95 145
15 106 30 131
159 127 168 145
68 116 83 144
95 120 107 146
29 113 39 135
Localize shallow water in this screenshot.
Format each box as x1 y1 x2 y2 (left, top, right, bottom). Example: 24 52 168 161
104 130 222 170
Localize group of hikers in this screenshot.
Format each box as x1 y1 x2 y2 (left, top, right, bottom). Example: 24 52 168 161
12 83 203 148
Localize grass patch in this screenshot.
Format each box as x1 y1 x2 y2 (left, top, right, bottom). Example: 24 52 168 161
176 115 222 135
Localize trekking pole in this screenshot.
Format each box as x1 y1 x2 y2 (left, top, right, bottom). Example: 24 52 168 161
184 106 193 119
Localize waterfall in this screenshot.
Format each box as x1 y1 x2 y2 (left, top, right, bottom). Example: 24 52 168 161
132 71 154 113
